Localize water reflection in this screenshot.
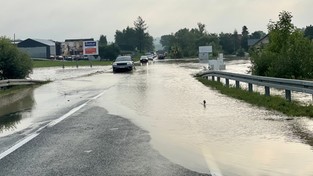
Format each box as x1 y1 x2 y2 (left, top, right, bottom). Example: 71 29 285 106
0 88 34 133
0 112 22 132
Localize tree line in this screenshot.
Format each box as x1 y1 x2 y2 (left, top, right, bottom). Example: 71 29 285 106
160 23 266 58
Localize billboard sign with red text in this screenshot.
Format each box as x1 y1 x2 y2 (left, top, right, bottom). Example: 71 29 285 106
83 41 98 55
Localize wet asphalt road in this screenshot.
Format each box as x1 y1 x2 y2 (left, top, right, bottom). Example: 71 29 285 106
0 105 210 176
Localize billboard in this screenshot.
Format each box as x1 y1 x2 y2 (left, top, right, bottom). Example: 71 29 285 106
62 41 83 56
199 46 212 53
83 41 98 55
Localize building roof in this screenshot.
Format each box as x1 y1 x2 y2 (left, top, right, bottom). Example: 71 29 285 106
65 38 94 42
31 38 55 46
251 34 269 47
248 39 259 46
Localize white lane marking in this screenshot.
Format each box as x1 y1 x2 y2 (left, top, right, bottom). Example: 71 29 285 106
0 91 105 161
0 133 39 160
47 102 87 128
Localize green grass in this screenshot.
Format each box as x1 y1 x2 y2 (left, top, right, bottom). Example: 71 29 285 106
196 77 313 118
32 60 112 68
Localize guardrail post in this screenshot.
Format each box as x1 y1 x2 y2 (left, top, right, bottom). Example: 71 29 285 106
248 83 253 92
265 86 270 96
217 77 220 82
212 76 215 81
285 90 291 101
236 80 240 88
226 79 229 87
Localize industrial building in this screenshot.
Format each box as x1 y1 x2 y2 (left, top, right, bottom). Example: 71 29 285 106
17 38 61 59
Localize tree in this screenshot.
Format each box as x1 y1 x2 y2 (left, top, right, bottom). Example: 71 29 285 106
304 25 313 40
197 22 206 35
160 34 176 51
232 30 240 53
241 26 249 51
219 32 235 54
0 37 33 79
99 44 120 61
115 17 153 53
250 31 266 39
99 35 108 46
134 16 148 53
115 27 137 51
250 11 313 79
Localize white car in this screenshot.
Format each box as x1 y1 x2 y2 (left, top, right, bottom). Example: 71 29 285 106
112 56 134 72
140 56 149 64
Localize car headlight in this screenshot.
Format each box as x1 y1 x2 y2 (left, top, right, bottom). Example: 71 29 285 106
113 63 117 66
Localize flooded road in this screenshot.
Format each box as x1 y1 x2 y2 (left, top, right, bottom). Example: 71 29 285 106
1 61 313 175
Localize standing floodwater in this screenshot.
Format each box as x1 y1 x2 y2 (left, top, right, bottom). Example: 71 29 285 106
0 61 313 175
96 61 313 176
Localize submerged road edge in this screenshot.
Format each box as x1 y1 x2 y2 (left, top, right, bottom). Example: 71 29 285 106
0 91 105 161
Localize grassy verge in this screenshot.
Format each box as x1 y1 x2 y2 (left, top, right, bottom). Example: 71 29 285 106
196 77 313 118
32 60 112 68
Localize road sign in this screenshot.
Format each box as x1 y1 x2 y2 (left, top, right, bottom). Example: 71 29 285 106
199 46 212 53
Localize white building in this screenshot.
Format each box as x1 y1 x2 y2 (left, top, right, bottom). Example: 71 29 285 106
208 53 226 70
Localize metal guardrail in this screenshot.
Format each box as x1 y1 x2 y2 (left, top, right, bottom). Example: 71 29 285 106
0 79 45 88
197 70 313 101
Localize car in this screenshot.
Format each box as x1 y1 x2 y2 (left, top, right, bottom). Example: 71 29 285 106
140 56 149 64
147 54 154 61
57 55 64 60
158 54 165 59
112 56 134 72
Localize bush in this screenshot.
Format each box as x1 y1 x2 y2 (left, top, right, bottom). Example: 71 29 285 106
0 37 33 79
99 44 120 61
236 48 245 57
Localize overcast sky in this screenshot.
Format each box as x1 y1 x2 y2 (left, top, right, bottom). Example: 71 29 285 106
1 0 312 42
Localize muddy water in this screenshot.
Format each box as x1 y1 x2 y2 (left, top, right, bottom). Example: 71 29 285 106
0 66 111 137
94 61 313 176
1 62 313 175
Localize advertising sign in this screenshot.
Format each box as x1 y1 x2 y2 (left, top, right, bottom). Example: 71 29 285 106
199 46 212 53
62 41 83 56
83 41 98 55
